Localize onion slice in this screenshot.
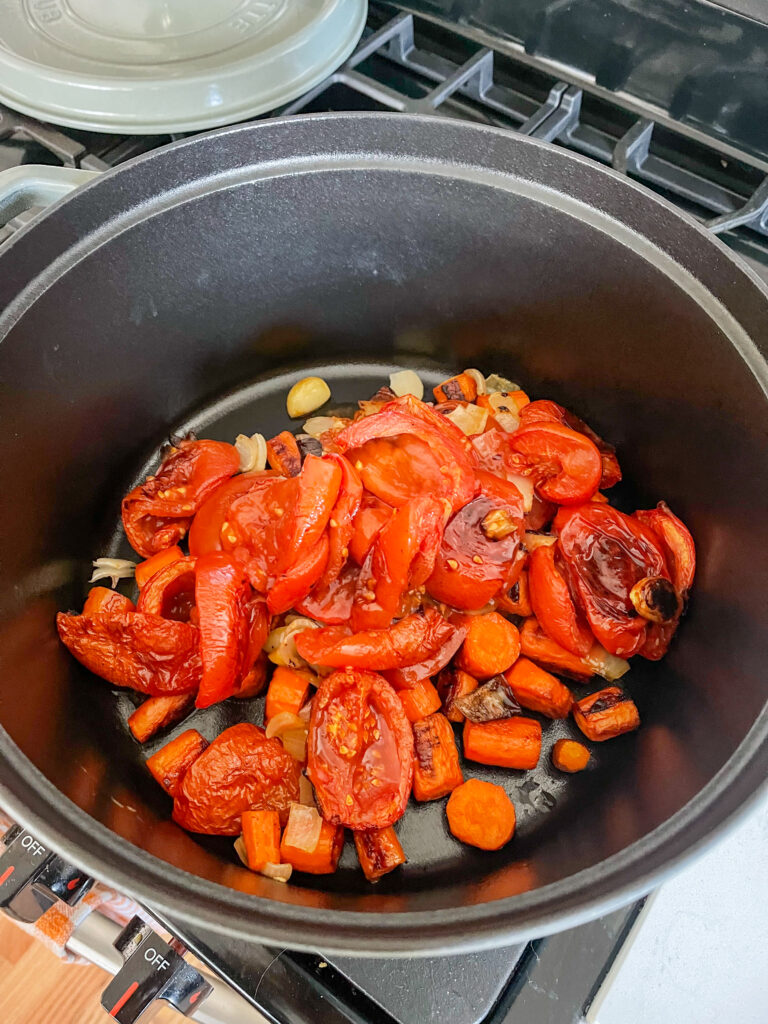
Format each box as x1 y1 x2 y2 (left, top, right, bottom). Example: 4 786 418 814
508 474 534 512
446 403 488 436
389 369 424 400
281 728 308 762
584 645 630 681
265 617 321 669
464 368 487 395
284 802 323 853
524 532 557 551
89 557 136 588
265 712 306 740
234 835 249 867
261 862 293 883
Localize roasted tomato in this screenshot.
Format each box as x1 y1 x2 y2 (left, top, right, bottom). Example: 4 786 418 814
295 607 453 670
346 433 450 508
295 562 358 624
276 454 342 575
56 609 201 695
188 472 277 557
427 471 524 610
317 453 363 588
195 552 252 708
352 494 446 630
634 502 695 660
336 394 478 512
136 556 197 622
384 616 467 689
173 723 301 834
555 503 669 657
528 544 593 656
348 494 393 565
509 423 602 506
307 669 414 829
520 400 621 489
267 534 329 616
225 475 299 591
122 439 240 557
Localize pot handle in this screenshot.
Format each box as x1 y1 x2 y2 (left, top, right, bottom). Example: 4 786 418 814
0 164 99 246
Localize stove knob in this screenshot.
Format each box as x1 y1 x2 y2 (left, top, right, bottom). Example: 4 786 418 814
101 915 212 1022
0 825 93 922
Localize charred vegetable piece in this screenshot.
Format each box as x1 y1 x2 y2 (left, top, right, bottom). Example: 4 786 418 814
412 713 464 802
146 729 208 797
241 809 282 872
453 674 522 723
446 779 516 850
436 668 479 723
629 575 682 624
455 612 521 678
295 434 324 459
433 372 478 403
266 430 302 477
497 571 532 617
128 694 194 743
398 678 442 724
551 739 591 773
463 717 542 769
280 818 344 874
354 827 406 882
573 687 640 741
504 658 573 719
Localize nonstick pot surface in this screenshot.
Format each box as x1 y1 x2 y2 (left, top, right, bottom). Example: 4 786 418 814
1 114 767 953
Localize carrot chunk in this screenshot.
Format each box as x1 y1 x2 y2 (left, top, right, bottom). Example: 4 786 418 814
146 729 208 797
455 612 520 678
135 545 185 588
436 668 478 722
519 617 593 681
397 678 442 724
265 666 312 722
354 826 406 881
433 372 478 403
83 587 135 616
266 431 302 477
412 713 463 802
463 717 541 769
552 738 591 772
504 658 573 719
280 819 344 874
446 778 515 850
128 694 194 743
241 809 282 871
573 687 640 741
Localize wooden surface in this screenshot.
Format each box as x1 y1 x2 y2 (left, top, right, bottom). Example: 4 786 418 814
0 913 185 1024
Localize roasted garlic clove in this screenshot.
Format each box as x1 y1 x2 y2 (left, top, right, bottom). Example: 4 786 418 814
630 575 682 623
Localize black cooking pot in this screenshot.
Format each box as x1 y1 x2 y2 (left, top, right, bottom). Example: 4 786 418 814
1 114 767 955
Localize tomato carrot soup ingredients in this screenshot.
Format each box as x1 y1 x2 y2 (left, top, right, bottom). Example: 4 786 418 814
412 713 464 801
446 779 516 850
56 368 695 885
552 739 591 773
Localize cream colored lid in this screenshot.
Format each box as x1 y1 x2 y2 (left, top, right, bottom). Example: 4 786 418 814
0 0 367 134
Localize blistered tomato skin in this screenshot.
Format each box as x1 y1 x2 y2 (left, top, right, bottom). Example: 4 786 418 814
173 723 300 834
308 669 414 829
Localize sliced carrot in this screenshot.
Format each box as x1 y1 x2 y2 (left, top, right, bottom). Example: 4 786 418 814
128 694 194 743
135 545 184 589
552 738 591 772
280 819 344 874
354 826 406 882
412 713 463 802
455 612 520 678
433 372 478 403
397 678 442 724
436 668 478 723
463 717 541 769
266 431 302 477
146 729 208 797
519 617 593 681
233 651 269 699
82 587 135 616
446 779 516 850
497 570 532 617
504 657 573 719
573 687 640 741
241 809 282 871
265 666 313 722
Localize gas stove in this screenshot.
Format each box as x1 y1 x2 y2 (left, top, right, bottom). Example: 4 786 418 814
1 4 766 1023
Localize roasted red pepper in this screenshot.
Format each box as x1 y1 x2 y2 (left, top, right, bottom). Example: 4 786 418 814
194 552 252 708
336 394 478 511
136 555 197 622
295 562 358 624
122 438 240 557
634 502 695 660
56 609 201 695
308 669 414 829
555 503 669 657
173 723 300 834
528 544 593 656
295 607 453 670
384 616 467 689
188 472 277 558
